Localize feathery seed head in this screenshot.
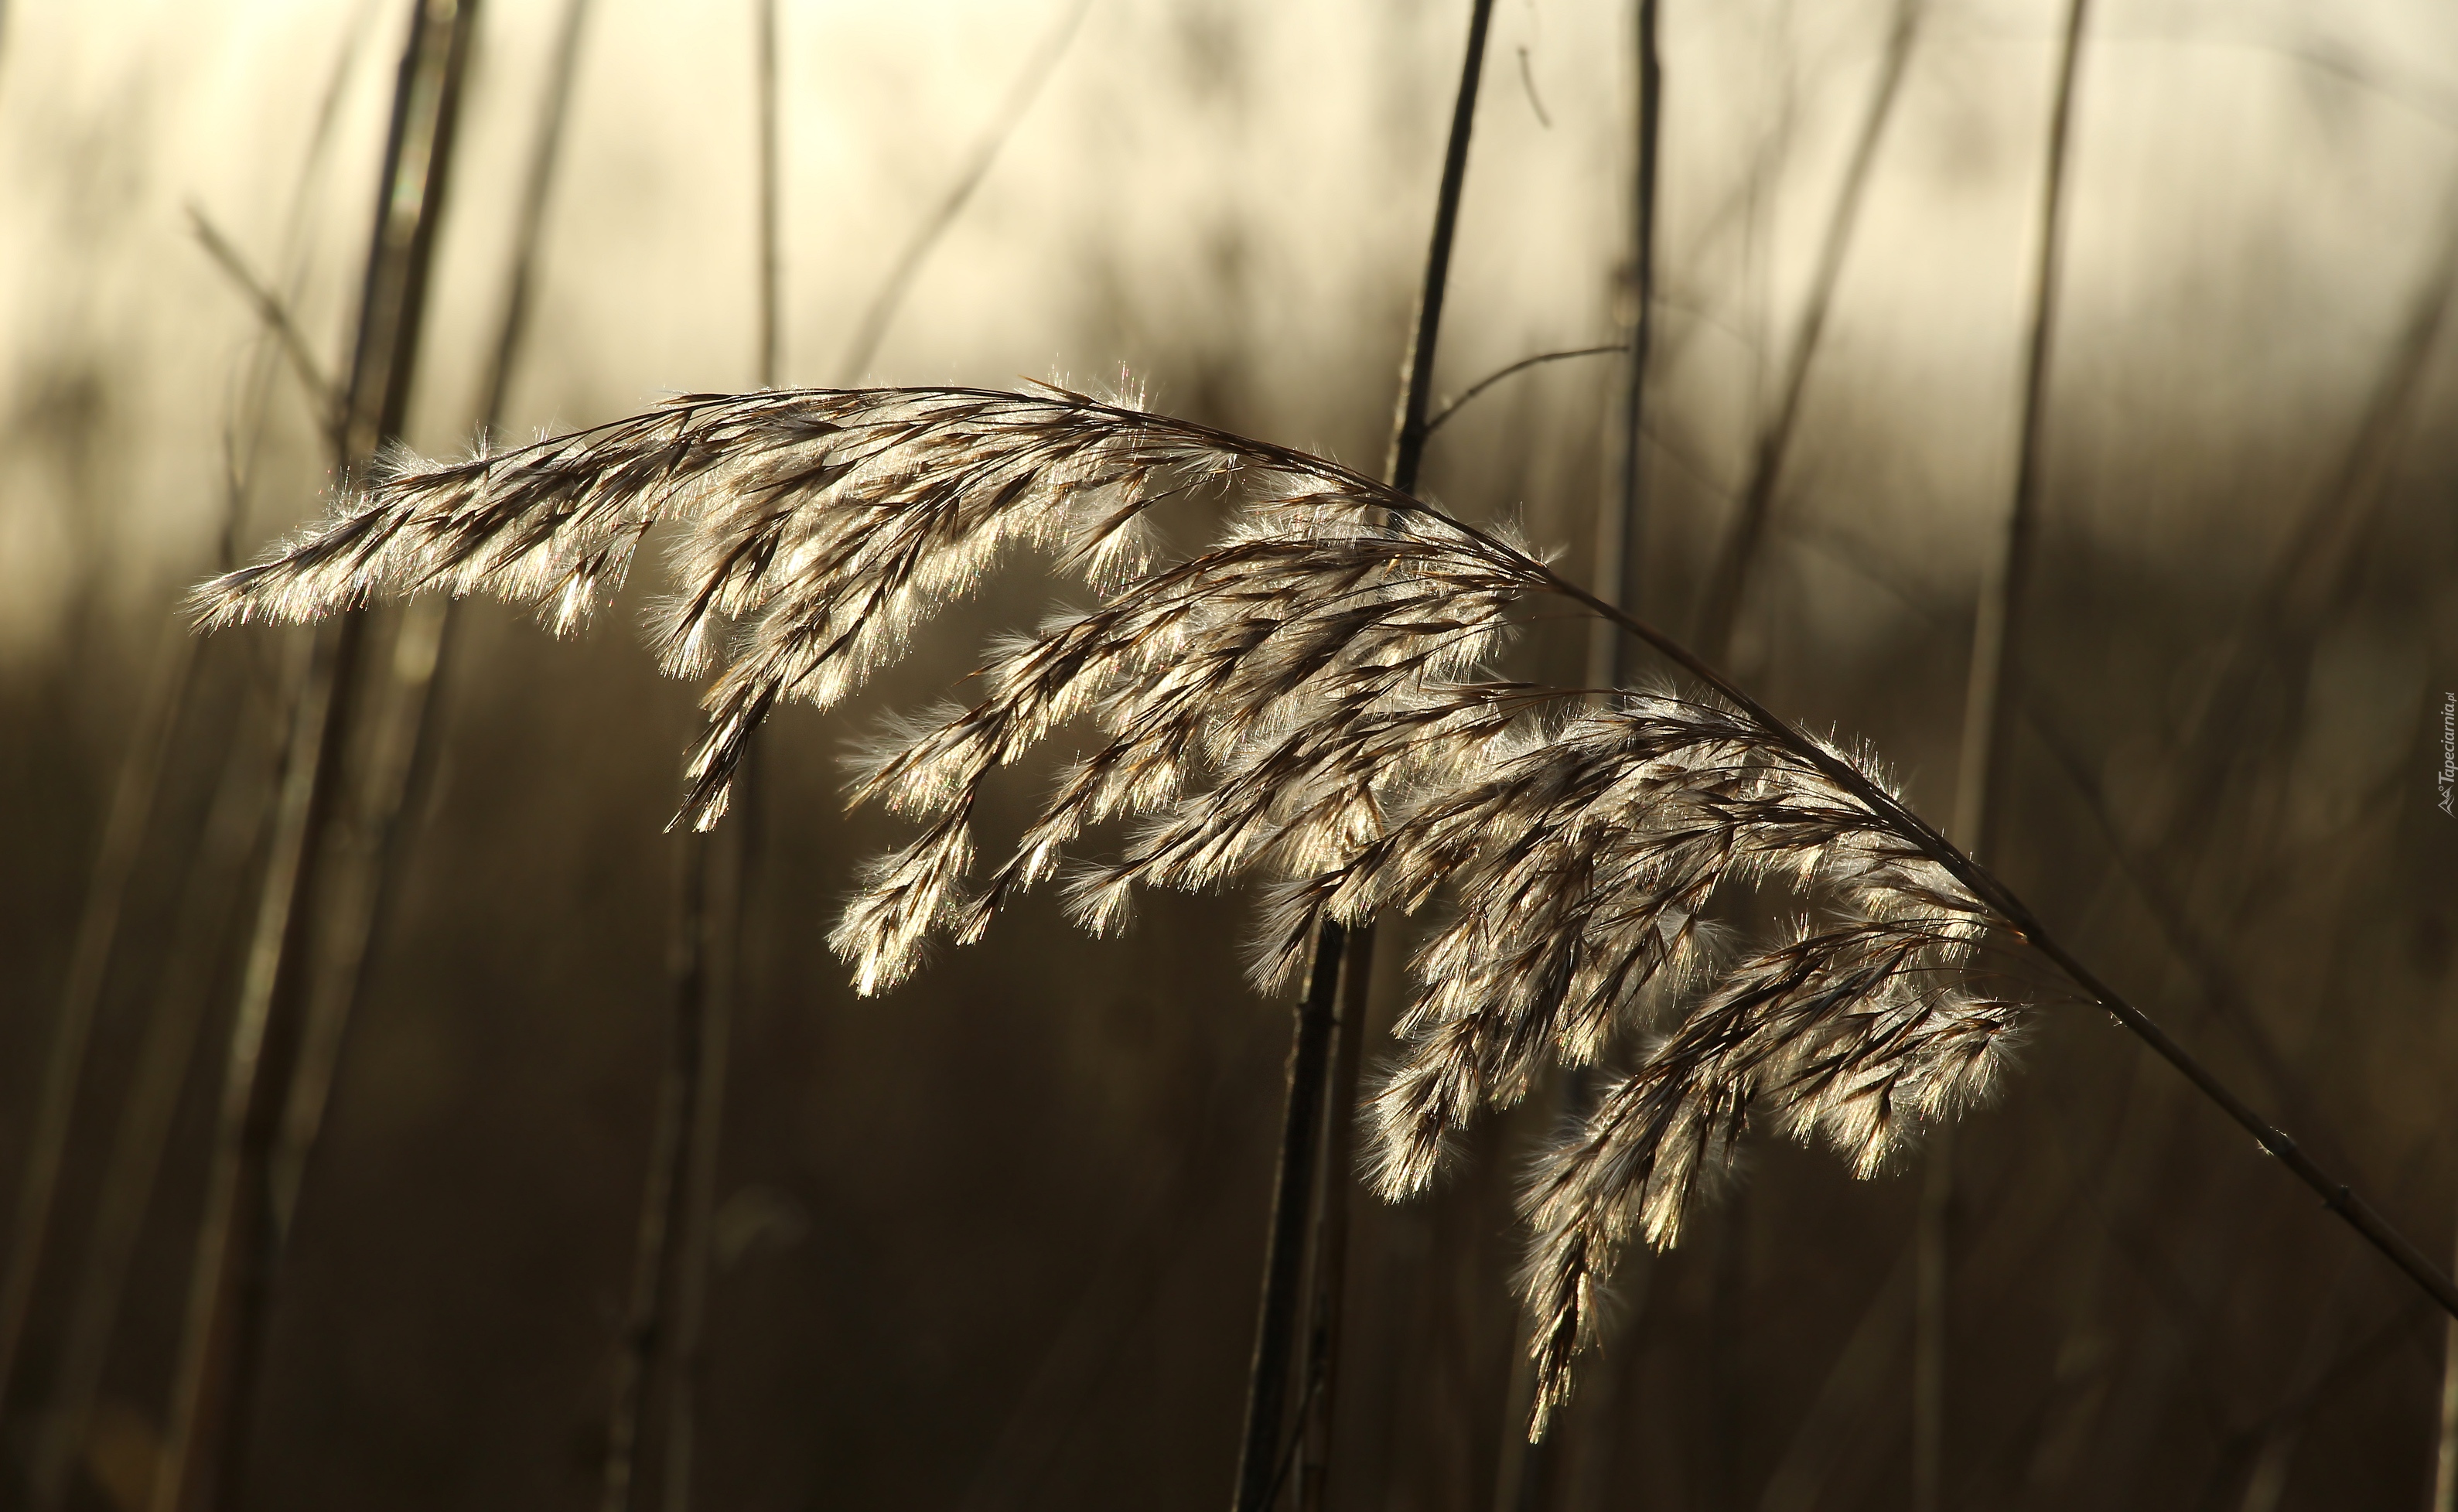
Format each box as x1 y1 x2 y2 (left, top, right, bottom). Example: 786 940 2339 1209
193 384 2026 1431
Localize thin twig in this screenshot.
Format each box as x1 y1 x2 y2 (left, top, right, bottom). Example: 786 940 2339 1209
835 0 1087 381
1422 344 1623 438
185 206 343 441
1692 0 1923 664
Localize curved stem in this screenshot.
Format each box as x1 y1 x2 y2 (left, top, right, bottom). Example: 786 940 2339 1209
1541 568 2458 1322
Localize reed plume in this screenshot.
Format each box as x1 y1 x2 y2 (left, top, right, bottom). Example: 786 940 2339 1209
188 381 2444 1428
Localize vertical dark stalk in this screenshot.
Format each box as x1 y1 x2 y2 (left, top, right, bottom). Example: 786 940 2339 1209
654 12 777 1509
23 25 375 1496
601 843 711 1512
269 0 596 1252
1691 0 1920 665
0 616 196 1431
1234 920 1350 1512
1548 9 1663 1503
1919 8 2087 1508
29 684 280 1512
148 5 477 1510
606 9 773 1510
1586 0 1661 696
1234 6 1494 1508
1293 927 1374 1512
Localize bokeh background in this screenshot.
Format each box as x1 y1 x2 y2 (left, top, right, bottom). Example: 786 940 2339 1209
4 1 2457 1509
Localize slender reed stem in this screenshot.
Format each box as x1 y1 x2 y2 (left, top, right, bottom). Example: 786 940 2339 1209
1381 0 1493 500
149 5 476 1509
1425 346 1626 439
1545 15 1664 1498
1233 921 1350 1512
1293 925 1374 1512
1232 7 1494 1507
29 674 280 1512
1692 0 1921 664
270 0 596 1264
1919 7 2088 1505
1588 0 1660 697
26 22 372 1492
1531 562 2458 1322
0 616 196 1433
601 840 712 1512
1910 1119 1956 1512
659 17 777 1506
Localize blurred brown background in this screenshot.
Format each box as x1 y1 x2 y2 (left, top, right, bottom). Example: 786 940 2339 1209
3 1 2456 1509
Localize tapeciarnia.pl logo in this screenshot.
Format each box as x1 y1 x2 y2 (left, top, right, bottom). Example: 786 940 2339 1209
2439 691 2455 816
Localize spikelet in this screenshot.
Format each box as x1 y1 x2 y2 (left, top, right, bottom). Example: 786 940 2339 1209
193 383 2029 1429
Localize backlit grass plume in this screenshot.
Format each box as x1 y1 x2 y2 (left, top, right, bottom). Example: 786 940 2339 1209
189 383 2044 1425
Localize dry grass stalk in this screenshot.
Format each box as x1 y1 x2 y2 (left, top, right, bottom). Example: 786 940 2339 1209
154 4 477 1508
189 381 2102 1427
1269 2 1500 1502
637 5 761 1508
187 380 2458 1427
1586 0 1661 701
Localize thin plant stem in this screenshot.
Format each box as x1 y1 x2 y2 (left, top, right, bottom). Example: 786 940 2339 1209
656 19 778 1503
619 9 770 1507
601 839 711 1512
756 0 780 391
183 209 342 444
1232 920 1350 1512
1920 6 2089 1507
1692 0 1922 664
1536 15 1665 1497
269 0 598 1261
149 5 477 1508
22 15 372 1489
0 193 348 1428
834 0 1087 381
1381 0 1494 501
29 672 280 1512
1232 6 1494 1507
1589 0 1661 695
1293 924 1374 1512
1529 558 2458 1319
1424 345 1625 439
2146 209 2457 902
0 614 196 1432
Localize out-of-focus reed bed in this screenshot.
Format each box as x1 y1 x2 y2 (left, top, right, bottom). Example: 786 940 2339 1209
4 3 2457 1510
